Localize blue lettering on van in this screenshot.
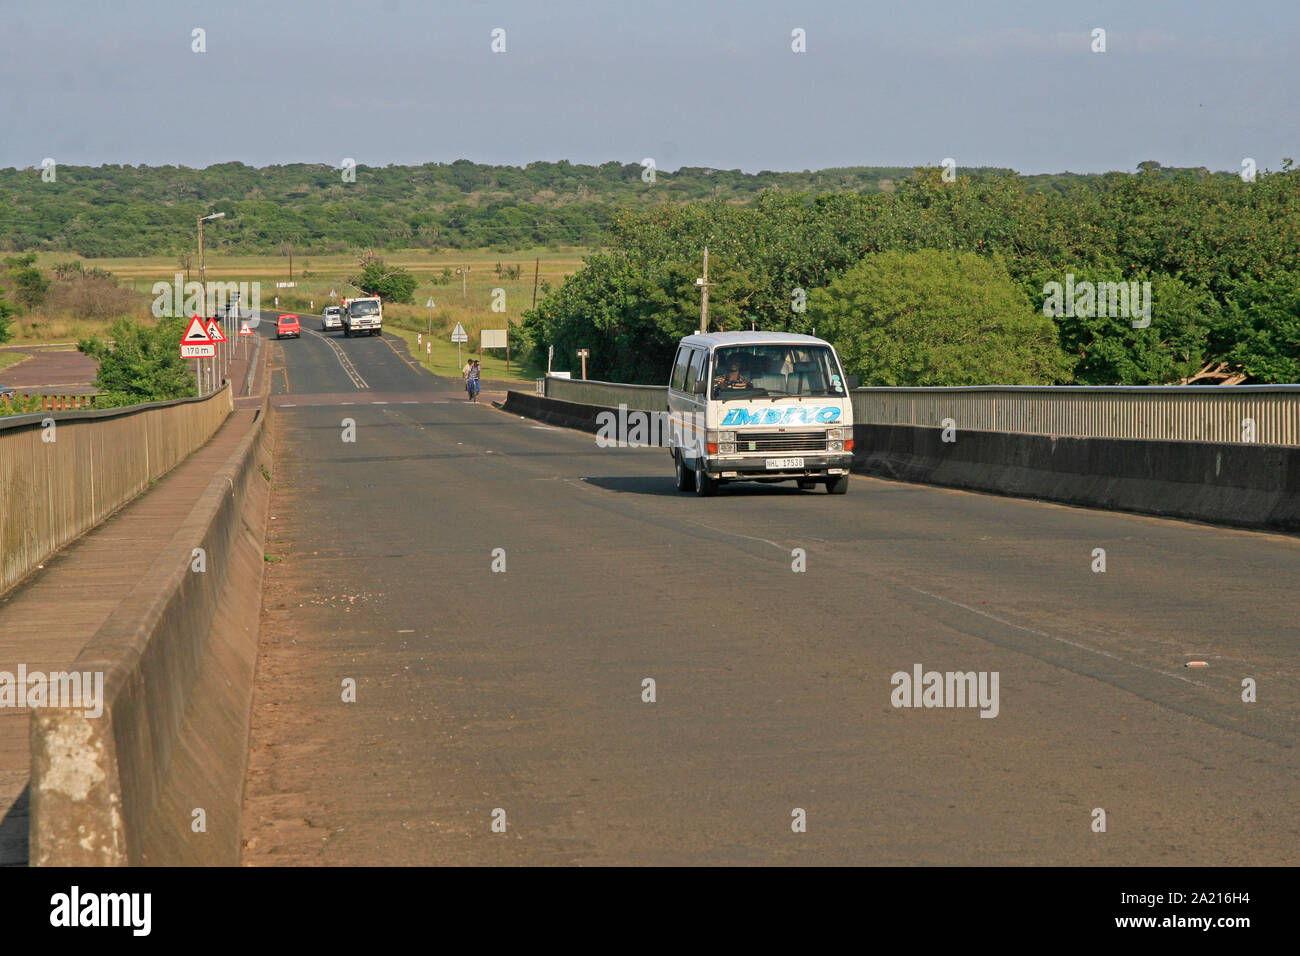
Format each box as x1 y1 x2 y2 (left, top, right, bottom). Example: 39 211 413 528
721 408 762 426
721 406 843 426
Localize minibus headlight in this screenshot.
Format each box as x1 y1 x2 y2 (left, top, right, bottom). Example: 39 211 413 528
718 431 735 442
718 442 735 454
826 427 843 440
827 439 844 452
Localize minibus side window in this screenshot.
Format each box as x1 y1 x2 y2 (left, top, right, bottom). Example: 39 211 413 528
670 347 690 391
683 349 706 394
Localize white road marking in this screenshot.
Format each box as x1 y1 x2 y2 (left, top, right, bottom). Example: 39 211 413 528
907 585 1212 689
683 519 785 551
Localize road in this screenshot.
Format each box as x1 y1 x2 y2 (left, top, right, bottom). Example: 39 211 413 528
240 314 1298 865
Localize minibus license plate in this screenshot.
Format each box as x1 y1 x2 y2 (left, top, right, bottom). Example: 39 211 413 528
766 457 804 470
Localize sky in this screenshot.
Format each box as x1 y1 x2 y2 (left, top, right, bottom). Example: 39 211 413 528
1 0 1296 175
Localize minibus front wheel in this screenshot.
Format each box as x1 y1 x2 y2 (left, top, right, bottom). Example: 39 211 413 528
674 453 694 492
694 459 719 497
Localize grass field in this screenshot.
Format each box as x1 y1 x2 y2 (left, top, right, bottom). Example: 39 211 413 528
30 247 589 371
385 326 536 384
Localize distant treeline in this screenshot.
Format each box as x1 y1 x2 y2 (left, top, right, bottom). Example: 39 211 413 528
0 158 1248 257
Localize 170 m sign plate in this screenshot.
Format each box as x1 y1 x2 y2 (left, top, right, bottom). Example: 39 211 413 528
181 344 216 358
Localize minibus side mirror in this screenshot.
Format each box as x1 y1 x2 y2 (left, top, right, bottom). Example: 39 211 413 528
844 375 860 389
693 378 708 395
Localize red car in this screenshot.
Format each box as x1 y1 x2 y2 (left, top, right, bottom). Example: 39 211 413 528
276 313 301 339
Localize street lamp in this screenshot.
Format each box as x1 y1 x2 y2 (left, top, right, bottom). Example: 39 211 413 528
197 212 225 393
197 212 225 304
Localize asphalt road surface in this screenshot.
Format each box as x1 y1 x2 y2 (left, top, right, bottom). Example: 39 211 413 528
240 314 1298 865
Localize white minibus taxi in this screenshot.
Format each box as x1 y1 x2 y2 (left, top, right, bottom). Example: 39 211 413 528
665 331 855 496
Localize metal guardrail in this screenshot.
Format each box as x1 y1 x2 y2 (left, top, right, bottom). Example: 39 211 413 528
852 386 1300 446
541 376 1300 446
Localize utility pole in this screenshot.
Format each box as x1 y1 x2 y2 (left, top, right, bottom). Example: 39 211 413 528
695 246 710 333
197 212 225 394
532 257 540 309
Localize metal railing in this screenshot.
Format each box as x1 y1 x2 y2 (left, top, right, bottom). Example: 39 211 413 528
2 392 99 411
852 386 1300 446
540 376 1300 446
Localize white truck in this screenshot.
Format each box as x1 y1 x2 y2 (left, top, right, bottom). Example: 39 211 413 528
341 295 383 337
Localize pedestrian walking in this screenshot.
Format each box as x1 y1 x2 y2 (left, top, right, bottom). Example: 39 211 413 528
467 359 481 402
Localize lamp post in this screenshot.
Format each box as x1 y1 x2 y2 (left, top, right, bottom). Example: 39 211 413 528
197 212 225 392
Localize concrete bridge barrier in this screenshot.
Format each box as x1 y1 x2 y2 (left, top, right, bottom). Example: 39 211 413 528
27 396 273 865
512 382 1300 533
0 387 233 597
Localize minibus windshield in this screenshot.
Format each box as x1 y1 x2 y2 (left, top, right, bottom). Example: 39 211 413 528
710 345 845 399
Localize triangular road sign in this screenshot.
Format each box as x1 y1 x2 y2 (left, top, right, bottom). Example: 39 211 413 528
183 315 212 343
206 320 227 343
451 322 468 343
239 322 253 336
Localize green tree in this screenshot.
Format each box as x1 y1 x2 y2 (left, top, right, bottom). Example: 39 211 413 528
350 256 418 304
78 316 195 406
1030 266 1217 384
0 288 14 343
1211 271 1300 382
3 254 49 309
804 249 1070 386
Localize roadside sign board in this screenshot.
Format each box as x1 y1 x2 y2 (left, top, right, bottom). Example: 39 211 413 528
481 329 507 349
181 315 215 356
451 322 468 343
239 322 253 336
206 320 227 343
182 315 212 343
